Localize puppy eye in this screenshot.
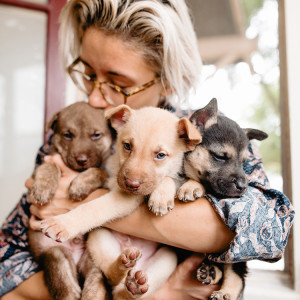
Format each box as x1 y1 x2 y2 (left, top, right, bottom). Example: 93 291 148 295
63 132 73 140
123 142 131 152
91 132 102 140
210 151 227 161
155 152 167 160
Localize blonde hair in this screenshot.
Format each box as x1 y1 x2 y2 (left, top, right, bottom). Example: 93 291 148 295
59 0 202 105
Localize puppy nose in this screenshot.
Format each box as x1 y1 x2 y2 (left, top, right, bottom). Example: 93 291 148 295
76 153 89 166
125 178 141 190
233 178 247 191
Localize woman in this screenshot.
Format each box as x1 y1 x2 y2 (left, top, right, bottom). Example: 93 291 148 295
0 0 294 299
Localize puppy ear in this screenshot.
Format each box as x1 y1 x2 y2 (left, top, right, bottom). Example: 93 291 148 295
105 105 132 131
46 111 60 133
189 98 218 133
243 128 268 141
178 118 202 151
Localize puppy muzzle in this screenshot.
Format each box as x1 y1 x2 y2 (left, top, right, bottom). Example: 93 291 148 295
208 175 248 198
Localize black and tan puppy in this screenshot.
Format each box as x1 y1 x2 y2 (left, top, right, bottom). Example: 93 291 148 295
28 101 112 300
178 98 268 300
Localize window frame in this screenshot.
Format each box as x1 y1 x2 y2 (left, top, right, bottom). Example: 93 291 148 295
0 0 67 139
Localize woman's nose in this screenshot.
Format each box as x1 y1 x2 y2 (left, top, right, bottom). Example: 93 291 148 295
88 87 110 108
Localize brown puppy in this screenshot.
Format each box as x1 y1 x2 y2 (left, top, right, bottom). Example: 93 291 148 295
30 102 111 203
29 101 112 300
40 105 202 299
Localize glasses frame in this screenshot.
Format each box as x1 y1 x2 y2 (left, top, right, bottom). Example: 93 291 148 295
67 57 161 105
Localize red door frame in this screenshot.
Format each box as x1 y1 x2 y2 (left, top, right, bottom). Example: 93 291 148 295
0 0 67 138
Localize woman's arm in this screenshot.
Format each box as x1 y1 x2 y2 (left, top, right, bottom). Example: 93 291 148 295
30 188 233 253
106 197 234 253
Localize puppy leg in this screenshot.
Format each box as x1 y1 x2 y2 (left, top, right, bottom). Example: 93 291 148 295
79 250 108 300
113 247 177 299
148 176 176 216
209 263 246 300
69 168 108 200
88 228 141 286
177 179 205 202
139 247 177 296
30 162 60 204
40 246 81 300
41 190 143 242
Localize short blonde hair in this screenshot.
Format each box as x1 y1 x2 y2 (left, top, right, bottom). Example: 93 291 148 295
59 0 202 105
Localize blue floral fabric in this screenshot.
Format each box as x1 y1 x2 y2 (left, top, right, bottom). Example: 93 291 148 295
0 108 295 296
207 141 294 263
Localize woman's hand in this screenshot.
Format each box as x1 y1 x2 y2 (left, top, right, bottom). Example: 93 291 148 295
27 154 108 231
27 154 78 230
146 254 219 300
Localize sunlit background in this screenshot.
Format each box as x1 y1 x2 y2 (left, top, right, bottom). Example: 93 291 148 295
188 0 283 271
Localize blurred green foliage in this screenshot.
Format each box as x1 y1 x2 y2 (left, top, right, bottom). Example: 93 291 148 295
241 0 281 174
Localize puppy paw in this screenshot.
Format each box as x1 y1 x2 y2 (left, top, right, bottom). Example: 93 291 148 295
209 291 231 300
196 262 222 285
40 215 75 242
69 177 90 201
148 195 174 216
120 247 142 269
177 180 205 202
30 181 56 205
126 270 149 296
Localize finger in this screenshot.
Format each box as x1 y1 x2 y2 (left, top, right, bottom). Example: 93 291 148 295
46 154 78 177
44 154 65 169
30 204 42 218
25 177 34 190
29 215 42 231
49 154 68 171
178 253 206 274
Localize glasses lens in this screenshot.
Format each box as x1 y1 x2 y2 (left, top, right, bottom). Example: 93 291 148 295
69 60 94 94
100 83 126 106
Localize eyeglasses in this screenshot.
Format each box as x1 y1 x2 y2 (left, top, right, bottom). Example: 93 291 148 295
67 57 161 106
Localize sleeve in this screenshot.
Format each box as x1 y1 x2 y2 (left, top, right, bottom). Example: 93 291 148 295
0 137 53 296
206 141 295 263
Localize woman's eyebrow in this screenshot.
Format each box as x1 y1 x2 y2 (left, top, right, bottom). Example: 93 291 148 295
80 58 94 69
107 71 132 81
80 58 134 82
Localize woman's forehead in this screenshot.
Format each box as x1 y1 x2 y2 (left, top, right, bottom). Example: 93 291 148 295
81 27 155 80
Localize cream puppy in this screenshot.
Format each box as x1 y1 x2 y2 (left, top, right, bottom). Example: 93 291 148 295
41 105 201 299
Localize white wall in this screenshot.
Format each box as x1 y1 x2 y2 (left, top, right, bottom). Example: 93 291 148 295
0 6 46 224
